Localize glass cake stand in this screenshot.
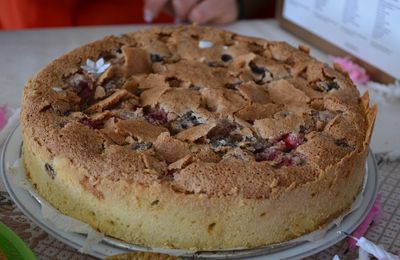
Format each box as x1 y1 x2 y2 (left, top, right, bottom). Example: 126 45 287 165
1 125 378 259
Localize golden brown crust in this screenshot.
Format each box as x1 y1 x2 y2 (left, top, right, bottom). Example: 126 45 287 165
21 25 375 205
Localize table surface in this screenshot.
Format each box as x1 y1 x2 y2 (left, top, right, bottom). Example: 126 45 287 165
0 19 400 259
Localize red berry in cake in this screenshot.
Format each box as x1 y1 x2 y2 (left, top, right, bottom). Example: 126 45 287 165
254 132 305 166
78 82 95 101
68 74 95 107
144 107 168 125
283 133 304 150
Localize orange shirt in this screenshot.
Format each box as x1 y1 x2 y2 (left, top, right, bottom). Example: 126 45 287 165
0 0 172 30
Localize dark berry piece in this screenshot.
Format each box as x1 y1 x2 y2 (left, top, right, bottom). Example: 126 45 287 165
314 81 340 92
225 79 242 90
211 138 236 148
249 61 266 75
326 82 340 91
335 139 350 147
299 125 307 134
68 74 95 108
166 77 182 88
133 142 152 151
74 78 87 91
169 111 204 134
182 111 202 126
119 110 141 120
150 53 164 63
79 87 94 102
207 121 238 140
45 163 56 179
251 140 268 153
221 54 233 62
207 121 243 149
249 61 269 85
79 118 103 129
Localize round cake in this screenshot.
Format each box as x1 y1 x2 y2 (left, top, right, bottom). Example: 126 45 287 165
21 25 376 250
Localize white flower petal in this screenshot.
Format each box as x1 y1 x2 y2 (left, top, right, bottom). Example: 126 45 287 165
96 58 104 68
81 58 111 76
86 59 95 67
198 40 214 49
97 63 110 74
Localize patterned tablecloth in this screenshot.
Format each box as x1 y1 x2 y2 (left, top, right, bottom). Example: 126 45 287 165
0 155 398 259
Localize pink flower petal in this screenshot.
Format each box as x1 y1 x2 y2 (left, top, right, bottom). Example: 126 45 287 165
0 106 8 131
348 194 382 250
330 56 370 85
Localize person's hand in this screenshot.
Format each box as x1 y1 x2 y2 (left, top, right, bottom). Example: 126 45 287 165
144 0 239 24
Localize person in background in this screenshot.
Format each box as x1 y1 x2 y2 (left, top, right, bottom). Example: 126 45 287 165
144 0 275 24
0 0 275 30
144 0 240 24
